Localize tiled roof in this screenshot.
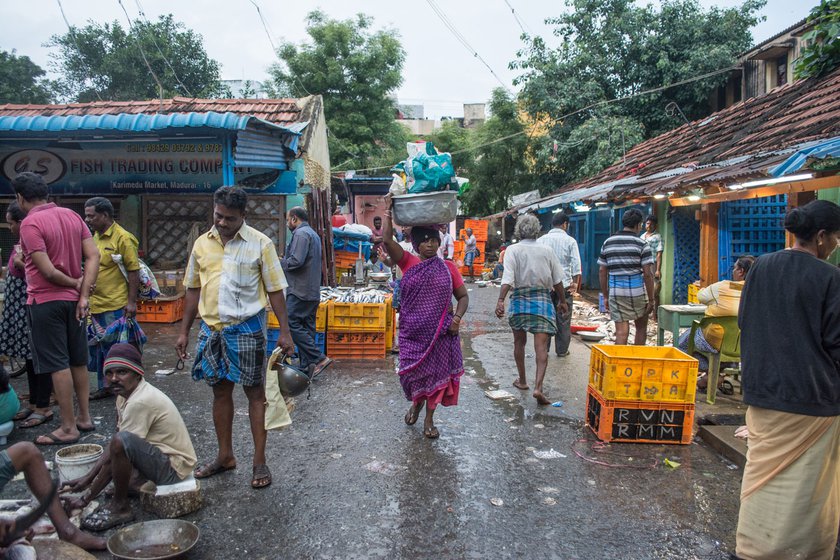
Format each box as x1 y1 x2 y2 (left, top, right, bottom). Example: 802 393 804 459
554 66 840 198
0 97 304 126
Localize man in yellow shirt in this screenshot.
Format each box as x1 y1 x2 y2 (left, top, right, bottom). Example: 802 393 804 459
85 197 140 400
175 186 294 490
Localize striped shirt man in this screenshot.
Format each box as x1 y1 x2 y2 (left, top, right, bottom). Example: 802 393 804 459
597 231 655 276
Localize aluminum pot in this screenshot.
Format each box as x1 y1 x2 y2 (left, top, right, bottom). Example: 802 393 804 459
391 191 459 226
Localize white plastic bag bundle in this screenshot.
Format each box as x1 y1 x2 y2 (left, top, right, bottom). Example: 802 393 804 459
389 173 407 196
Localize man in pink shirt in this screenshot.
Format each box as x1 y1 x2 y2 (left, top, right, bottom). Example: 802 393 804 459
13 172 100 446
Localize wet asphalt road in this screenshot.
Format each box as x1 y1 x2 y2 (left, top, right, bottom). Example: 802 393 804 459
3 285 747 559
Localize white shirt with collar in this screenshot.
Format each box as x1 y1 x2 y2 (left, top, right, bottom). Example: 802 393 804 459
537 227 582 288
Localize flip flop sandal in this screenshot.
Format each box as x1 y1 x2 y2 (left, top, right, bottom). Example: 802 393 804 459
81 506 135 532
19 412 53 429
424 426 440 439
312 357 334 379
251 464 272 489
34 432 80 446
404 403 423 426
13 408 33 421
194 460 236 479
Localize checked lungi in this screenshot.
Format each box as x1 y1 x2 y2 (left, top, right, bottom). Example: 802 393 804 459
608 274 648 322
192 311 266 387
508 287 557 334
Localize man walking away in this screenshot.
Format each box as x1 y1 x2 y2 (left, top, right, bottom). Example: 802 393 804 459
85 197 140 399
641 214 663 320
462 228 478 281
598 208 655 345
175 186 295 490
538 211 582 356
282 206 332 377
13 172 100 446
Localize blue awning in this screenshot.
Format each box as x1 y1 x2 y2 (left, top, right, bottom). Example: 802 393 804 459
0 111 307 170
770 136 840 177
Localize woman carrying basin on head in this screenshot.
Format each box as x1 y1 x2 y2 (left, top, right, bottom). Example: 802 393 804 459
736 200 840 559
382 198 468 439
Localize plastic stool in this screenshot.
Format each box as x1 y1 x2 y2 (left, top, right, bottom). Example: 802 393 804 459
0 420 14 445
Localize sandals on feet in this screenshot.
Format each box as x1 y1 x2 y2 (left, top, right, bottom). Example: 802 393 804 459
13 408 33 421
251 464 272 489
194 460 236 479
424 426 440 439
404 402 424 426
81 505 135 532
34 432 79 446
19 412 53 429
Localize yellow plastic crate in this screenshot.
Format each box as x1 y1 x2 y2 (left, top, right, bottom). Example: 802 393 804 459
687 284 700 304
328 301 387 332
267 303 328 331
589 345 698 403
385 303 395 351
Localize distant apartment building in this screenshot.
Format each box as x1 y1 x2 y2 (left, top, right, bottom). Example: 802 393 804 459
712 19 811 111
221 79 269 99
396 102 486 136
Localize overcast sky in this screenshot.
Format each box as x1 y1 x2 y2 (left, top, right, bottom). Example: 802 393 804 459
1 0 816 117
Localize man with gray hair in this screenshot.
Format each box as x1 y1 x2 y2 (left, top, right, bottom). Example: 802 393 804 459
282 206 332 377
84 196 140 399
496 214 568 405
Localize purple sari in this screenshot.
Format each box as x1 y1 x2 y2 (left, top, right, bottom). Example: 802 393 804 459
398 256 463 409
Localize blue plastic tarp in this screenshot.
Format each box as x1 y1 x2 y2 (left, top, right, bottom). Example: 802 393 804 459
770 137 840 177
332 228 372 259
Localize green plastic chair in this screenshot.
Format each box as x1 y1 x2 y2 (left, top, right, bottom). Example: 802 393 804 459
687 316 741 405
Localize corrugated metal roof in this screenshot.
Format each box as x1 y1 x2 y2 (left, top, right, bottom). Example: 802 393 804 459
0 111 304 135
0 97 304 126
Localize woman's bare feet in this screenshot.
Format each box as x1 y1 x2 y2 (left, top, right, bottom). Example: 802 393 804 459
533 390 551 406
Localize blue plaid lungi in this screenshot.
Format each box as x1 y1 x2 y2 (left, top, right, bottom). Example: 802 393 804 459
192 310 266 387
678 327 716 371
508 287 557 334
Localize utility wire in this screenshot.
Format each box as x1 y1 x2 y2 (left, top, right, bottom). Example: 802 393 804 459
55 0 103 101
247 0 313 97
502 0 532 36
133 0 193 97
116 0 165 98
331 66 739 173
424 0 511 92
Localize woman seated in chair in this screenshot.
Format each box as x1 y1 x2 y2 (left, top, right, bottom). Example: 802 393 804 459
678 256 755 373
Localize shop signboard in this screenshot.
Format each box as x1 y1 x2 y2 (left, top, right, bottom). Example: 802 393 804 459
0 138 297 195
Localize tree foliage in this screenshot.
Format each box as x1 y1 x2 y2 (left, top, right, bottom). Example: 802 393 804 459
48 14 222 102
269 11 407 170
512 0 763 189
460 89 531 216
794 0 840 80
0 49 53 104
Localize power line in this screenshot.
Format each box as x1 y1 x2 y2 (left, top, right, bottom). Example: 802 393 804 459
133 0 193 97
116 0 165 98
330 66 739 173
502 0 532 36
247 0 313 97
55 0 103 101
424 0 511 92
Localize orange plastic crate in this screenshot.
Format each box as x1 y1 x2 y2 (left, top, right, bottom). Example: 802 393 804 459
335 250 361 268
385 301 395 351
136 296 184 323
464 219 489 233
326 331 387 359
585 386 694 445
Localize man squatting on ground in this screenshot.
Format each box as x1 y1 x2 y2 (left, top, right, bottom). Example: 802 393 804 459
176 186 295 490
61 344 197 532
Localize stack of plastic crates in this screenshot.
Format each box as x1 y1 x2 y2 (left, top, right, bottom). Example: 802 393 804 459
266 303 328 355
586 345 699 445
456 219 488 275
326 301 388 359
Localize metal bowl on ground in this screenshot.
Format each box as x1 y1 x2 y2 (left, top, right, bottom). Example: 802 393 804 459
107 519 199 560
578 331 607 342
391 191 459 226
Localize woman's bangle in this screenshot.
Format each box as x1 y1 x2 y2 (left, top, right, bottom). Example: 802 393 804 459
453 314 462 320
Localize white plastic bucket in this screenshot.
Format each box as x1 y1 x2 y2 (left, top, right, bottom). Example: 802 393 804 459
55 443 103 485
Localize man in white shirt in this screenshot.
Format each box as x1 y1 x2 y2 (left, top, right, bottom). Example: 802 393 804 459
437 225 454 260
537 211 582 356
